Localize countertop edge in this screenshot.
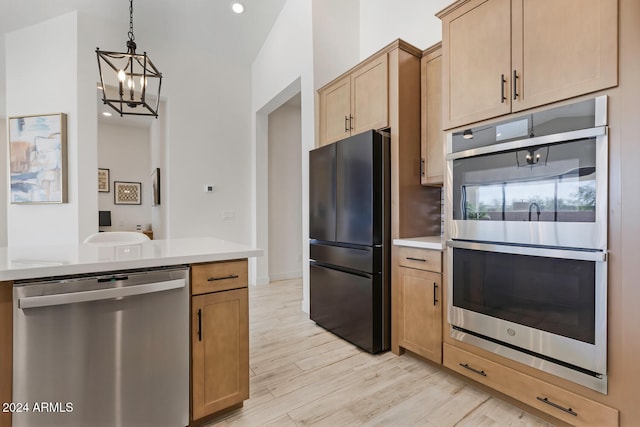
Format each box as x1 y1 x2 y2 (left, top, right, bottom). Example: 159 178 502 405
393 237 445 251
0 240 263 282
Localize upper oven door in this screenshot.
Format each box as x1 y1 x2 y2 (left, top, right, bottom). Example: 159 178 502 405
446 126 608 250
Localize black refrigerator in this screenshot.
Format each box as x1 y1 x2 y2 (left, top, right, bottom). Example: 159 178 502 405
309 129 390 354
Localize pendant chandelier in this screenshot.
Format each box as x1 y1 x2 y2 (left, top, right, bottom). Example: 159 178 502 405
96 0 162 118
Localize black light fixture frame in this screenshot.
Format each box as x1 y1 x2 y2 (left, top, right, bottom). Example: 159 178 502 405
96 0 162 118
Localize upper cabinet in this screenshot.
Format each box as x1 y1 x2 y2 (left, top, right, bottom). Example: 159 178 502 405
421 43 444 186
319 53 389 146
438 0 618 130
318 40 439 239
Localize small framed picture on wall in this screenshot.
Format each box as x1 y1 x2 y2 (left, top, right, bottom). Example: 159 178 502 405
114 181 142 205
98 168 110 192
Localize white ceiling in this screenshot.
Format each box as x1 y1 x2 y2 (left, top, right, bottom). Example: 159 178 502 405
0 0 287 64
1 0 287 127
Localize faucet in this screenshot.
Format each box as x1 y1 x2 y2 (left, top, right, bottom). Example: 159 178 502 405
528 202 541 221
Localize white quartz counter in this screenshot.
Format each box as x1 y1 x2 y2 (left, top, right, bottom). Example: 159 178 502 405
0 237 263 281
393 236 445 251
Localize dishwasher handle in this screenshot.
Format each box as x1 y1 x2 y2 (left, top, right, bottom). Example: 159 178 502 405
19 278 186 309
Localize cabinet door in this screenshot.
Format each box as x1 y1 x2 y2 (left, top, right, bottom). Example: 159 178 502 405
397 267 442 364
511 0 618 112
192 288 249 420
421 48 444 186
320 76 351 146
442 0 512 129
351 55 389 135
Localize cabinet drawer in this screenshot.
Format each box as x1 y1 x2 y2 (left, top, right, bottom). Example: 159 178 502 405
397 246 441 272
443 343 618 427
191 260 248 295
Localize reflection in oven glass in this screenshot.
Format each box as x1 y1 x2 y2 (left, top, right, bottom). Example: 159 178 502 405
453 139 597 222
453 248 595 344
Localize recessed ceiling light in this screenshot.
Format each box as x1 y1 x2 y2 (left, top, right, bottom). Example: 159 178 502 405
102 111 113 117
231 2 244 14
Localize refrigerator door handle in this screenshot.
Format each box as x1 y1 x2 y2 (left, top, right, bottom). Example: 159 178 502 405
310 260 373 280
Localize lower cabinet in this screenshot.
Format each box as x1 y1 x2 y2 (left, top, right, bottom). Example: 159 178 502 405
394 246 443 364
443 343 619 427
191 261 249 422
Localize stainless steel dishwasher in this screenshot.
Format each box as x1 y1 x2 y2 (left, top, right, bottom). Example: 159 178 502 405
12 266 189 427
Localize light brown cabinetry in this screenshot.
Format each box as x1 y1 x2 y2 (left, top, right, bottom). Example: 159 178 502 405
438 0 618 130
319 54 388 146
191 260 249 422
421 43 444 186
394 246 442 364
318 39 440 240
444 343 619 427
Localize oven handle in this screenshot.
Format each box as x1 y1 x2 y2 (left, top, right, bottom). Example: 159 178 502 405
18 279 186 309
446 126 606 160
446 240 607 262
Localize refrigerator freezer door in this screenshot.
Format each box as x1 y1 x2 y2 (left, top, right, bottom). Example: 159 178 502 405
310 262 384 353
309 143 337 242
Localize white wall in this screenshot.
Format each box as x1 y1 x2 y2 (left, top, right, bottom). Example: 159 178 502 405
251 0 314 291
312 0 360 89
5 12 88 246
0 118 6 246
97 122 151 231
148 40 253 244
268 96 302 282
359 0 451 58
150 101 168 239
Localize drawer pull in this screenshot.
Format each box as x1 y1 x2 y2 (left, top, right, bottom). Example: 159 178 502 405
208 274 239 282
500 73 507 103
197 308 202 342
536 397 578 417
459 363 487 377
345 115 349 132
406 257 427 262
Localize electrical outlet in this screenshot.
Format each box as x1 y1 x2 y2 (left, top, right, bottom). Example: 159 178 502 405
222 211 236 220
204 184 215 193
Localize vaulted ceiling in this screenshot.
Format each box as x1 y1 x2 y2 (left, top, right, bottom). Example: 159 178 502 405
0 0 287 65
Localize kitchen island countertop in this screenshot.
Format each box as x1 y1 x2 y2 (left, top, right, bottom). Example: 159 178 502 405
0 237 262 281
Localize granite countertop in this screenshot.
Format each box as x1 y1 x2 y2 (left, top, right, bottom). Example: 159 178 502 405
0 237 263 281
393 236 445 251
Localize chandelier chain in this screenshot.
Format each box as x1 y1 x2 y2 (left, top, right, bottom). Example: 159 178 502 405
128 0 135 42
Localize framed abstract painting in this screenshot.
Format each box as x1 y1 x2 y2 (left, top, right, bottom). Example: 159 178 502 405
9 113 68 203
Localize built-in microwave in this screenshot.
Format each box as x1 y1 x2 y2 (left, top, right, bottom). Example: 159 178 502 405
446 96 608 251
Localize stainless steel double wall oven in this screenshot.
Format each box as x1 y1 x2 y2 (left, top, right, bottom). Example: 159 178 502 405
445 96 609 393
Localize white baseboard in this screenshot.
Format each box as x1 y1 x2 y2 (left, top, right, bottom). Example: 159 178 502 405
269 270 302 283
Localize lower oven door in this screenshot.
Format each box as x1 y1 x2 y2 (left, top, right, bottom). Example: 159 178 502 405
447 240 607 393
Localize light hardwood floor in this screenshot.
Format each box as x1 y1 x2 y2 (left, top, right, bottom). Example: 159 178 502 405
206 279 554 427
